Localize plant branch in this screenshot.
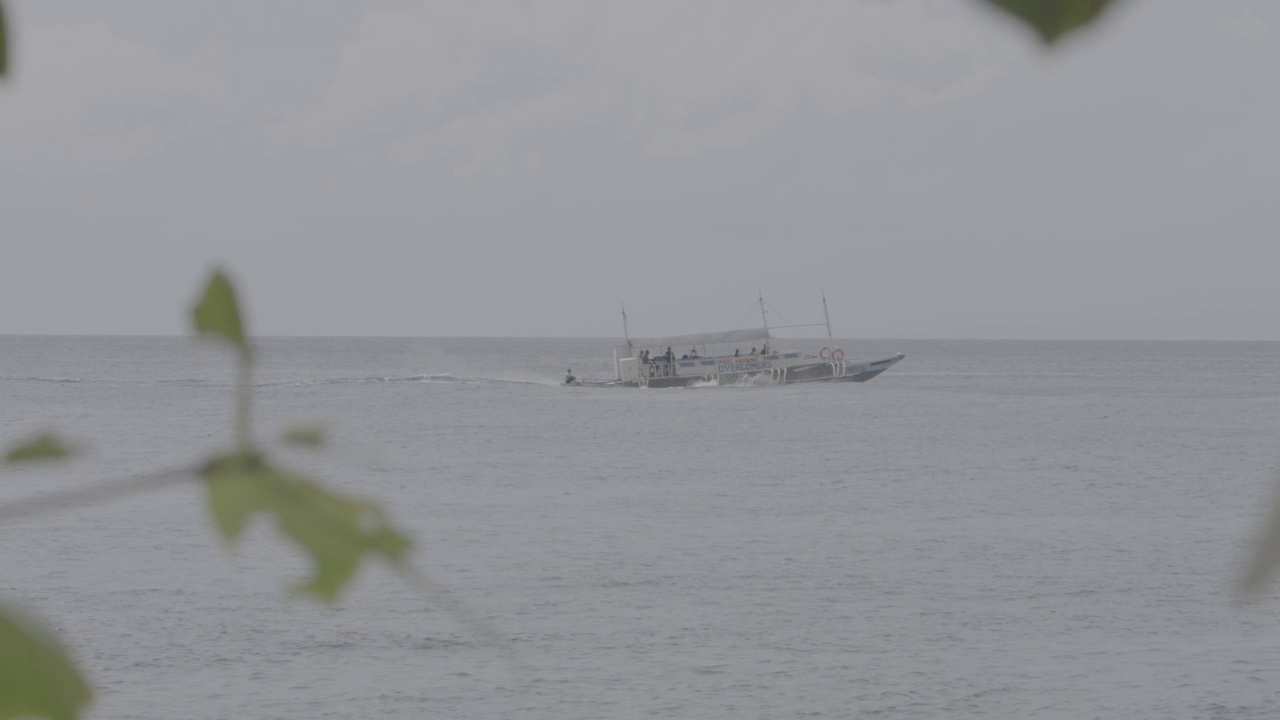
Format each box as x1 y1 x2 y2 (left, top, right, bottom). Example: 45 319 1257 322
397 562 527 676
0 468 197 524
236 353 253 452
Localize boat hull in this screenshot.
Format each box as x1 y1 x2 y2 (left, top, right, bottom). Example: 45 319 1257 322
611 353 905 388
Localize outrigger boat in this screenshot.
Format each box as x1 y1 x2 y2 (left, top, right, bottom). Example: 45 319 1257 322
580 293 905 388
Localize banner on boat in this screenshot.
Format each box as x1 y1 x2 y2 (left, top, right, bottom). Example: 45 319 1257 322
717 357 772 374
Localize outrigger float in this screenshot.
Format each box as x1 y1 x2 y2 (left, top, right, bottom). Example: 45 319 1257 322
575 293 905 388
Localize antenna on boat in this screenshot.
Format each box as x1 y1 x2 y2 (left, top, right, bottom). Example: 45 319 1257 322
821 289 834 343
621 302 632 348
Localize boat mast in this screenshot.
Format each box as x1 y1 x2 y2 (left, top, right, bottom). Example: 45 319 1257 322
616 303 633 383
821 290 834 343
758 289 770 347
622 303 632 349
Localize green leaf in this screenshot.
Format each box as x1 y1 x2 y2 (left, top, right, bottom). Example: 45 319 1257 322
192 270 246 351
983 0 1118 44
281 424 326 448
0 602 92 720
203 454 270 541
1 1 9 78
5 434 73 464
203 454 412 601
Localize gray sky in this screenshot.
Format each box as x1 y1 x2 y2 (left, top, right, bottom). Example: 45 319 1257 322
2 0 1277 339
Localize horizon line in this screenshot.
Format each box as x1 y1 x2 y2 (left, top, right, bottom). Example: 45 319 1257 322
2 333 1280 344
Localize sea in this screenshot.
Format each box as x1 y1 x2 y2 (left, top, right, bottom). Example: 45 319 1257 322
3 336 1280 720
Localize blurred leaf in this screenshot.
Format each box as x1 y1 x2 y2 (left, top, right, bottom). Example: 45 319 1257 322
983 0 1118 44
192 270 246 351
1 1 8 78
203 454 411 601
1242 485 1280 596
5 434 72 464
0 602 92 720
203 453 270 541
281 425 326 448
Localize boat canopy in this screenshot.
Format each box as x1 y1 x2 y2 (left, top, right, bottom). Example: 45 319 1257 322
628 328 771 349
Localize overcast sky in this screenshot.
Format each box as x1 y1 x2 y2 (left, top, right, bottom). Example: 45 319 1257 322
2 0 1277 339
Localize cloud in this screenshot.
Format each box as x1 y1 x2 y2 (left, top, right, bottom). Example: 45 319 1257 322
386 83 620 174
287 1 999 170
0 22 229 176
1216 7 1275 41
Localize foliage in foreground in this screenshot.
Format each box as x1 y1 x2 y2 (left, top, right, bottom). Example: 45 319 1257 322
4 435 72 464
984 0 1119 44
0 271 412 720
10 2 1280 719
0 604 90 720
0 2 7 77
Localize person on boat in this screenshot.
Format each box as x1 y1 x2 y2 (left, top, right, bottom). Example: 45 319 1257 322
665 347 674 364
734 349 740 357
690 348 699 358
750 347 757 356
564 369 578 385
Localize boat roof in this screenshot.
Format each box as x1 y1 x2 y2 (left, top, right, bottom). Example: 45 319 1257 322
629 328 771 348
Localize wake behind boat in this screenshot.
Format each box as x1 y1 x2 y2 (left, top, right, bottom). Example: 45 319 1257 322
573 293 905 388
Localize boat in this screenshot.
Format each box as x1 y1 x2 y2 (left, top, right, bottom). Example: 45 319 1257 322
578 293 905 388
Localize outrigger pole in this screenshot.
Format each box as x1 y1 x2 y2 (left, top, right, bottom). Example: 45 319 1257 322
821 290 834 343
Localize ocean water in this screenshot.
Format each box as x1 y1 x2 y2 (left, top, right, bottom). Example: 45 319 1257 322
3 336 1280 719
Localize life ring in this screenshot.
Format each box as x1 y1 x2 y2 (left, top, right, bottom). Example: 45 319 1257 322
831 349 845 362
819 347 830 360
